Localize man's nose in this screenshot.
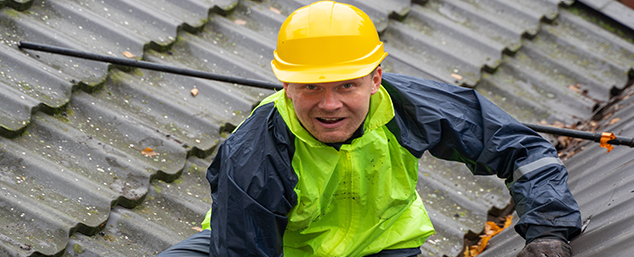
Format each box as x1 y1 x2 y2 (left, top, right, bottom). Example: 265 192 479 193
318 90 343 111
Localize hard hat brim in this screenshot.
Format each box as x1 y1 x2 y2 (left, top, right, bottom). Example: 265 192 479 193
271 52 387 84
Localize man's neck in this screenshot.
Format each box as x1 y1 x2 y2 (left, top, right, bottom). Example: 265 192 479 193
324 121 365 151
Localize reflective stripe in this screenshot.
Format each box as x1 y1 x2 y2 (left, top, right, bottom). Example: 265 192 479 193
512 157 563 184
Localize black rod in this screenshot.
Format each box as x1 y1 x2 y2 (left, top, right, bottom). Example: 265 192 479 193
17 41 634 148
524 123 634 147
523 123 602 142
18 41 284 90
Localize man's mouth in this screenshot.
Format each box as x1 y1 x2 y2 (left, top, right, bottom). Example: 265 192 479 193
317 117 345 124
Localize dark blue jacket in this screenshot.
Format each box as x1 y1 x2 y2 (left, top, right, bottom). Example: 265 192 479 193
205 73 582 256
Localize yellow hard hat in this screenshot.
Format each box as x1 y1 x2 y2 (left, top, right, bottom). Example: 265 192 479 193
271 1 388 84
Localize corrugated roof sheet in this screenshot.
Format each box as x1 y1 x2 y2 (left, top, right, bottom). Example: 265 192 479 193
0 0 633 256
578 0 634 29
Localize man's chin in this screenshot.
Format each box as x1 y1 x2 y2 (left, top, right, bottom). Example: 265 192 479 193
313 133 351 144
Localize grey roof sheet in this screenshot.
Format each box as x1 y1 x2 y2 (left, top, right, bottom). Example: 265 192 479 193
0 0 633 256
578 0 634 29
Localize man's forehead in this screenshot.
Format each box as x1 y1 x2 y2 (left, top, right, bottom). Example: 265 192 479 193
289 75 370 87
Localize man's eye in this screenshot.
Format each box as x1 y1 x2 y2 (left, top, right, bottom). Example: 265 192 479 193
306 85 316 90
341 83 353 89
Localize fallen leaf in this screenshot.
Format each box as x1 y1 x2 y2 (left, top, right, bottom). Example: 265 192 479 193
567 85 581 94
464 215 513 257
269 6 281 14
557 136 571 148
234 19 247 25
123 51 136 58
141 147 158 157
613 103 621 112
552 121 565 128
589 121 598 127
192 226 203 232
450 73 463 80
609 117 620 125
502 215 513 228
191 88 199 97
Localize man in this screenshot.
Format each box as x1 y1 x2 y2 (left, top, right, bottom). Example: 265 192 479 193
159 1 581 256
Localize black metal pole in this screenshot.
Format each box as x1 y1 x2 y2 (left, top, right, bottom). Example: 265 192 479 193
523 123 634 147
17 41 634 148
17 41 284 90
523 123 602 141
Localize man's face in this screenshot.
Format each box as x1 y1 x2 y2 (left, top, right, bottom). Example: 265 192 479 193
283 67 383 143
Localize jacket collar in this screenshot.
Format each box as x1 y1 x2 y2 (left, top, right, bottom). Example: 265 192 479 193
273 85 395 148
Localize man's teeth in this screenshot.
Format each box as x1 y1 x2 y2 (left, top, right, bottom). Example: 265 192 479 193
318 117 343 123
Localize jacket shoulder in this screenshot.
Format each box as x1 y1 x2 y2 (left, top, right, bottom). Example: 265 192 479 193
381 73 488 157
382 73 475 101
220 101 297 201
228 101 292 148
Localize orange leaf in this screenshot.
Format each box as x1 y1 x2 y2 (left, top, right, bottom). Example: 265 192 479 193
234 19 247 25
609 117 620 125
141 147 158 157
191 88 199 97
451 73 463 80
503 215 513 228
552 121 565 128
269 6 281 14
465 215 513 256
123 51 136 58
568 84 581 94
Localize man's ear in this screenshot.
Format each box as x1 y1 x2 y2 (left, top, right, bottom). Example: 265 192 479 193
370 66 383 95
283 82 292 100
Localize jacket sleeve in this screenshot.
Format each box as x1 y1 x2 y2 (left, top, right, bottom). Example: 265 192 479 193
382 73 582 240
206 102 297 256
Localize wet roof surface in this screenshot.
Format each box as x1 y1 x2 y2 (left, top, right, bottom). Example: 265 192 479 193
0 0 633 256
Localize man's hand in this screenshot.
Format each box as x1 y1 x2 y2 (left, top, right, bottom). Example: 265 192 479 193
517 238 572 257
